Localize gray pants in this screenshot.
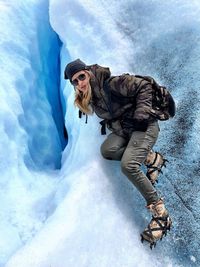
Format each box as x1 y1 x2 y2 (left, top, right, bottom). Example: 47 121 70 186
100 121 160 205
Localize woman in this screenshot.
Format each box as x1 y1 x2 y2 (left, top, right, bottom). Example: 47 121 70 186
64 58 172 248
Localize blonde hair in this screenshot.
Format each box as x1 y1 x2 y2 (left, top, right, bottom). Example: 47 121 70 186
74 71 93 115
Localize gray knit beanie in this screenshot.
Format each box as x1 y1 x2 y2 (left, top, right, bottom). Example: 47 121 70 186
64 59 88 81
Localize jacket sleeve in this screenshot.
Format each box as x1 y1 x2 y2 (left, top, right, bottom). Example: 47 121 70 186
130 82 152 131
109 75 153 131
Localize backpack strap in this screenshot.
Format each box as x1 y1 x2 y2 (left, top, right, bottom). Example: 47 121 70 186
78 110 88 123
135 75 155 84
98 78 114 135
79 110 82 118
103 78 114 117
99 119 107 135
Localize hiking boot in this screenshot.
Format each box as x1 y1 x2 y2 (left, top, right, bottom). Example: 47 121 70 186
144 150 168 185
141 199 172 249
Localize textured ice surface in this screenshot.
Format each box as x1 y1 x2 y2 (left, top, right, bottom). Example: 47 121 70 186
1 0 200 267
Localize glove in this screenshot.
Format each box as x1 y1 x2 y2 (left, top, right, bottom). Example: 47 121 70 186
132 118 148 131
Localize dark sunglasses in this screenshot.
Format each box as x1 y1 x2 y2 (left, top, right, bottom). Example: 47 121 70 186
71 73 86 86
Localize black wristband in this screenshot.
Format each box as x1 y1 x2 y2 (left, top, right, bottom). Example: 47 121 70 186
132 119 148 131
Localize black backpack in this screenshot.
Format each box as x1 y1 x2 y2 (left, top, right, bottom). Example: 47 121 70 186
134 75 176 121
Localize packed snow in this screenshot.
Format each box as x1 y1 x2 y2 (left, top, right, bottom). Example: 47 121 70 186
0 0 200 266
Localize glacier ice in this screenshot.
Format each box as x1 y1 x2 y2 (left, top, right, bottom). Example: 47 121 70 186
1 0 200 267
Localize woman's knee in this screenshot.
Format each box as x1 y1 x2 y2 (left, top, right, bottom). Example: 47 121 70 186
121 158 141 176
100 143 113 160
100 133 127 160
100 142 125 160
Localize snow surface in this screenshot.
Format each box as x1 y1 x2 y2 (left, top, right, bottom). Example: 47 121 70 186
1 0 200 266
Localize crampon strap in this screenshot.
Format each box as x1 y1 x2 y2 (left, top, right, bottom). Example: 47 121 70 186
143 216 170 240
146 152 167 176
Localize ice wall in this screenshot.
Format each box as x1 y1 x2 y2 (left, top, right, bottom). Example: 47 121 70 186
2 0 200 267
0 0 66 266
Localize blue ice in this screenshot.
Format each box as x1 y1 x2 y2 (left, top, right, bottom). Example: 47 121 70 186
0 0 200 267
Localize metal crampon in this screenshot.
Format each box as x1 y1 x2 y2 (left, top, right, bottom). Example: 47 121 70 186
145 151 168 185
140 217 172 249
141 234 157 249
140 199 172 249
